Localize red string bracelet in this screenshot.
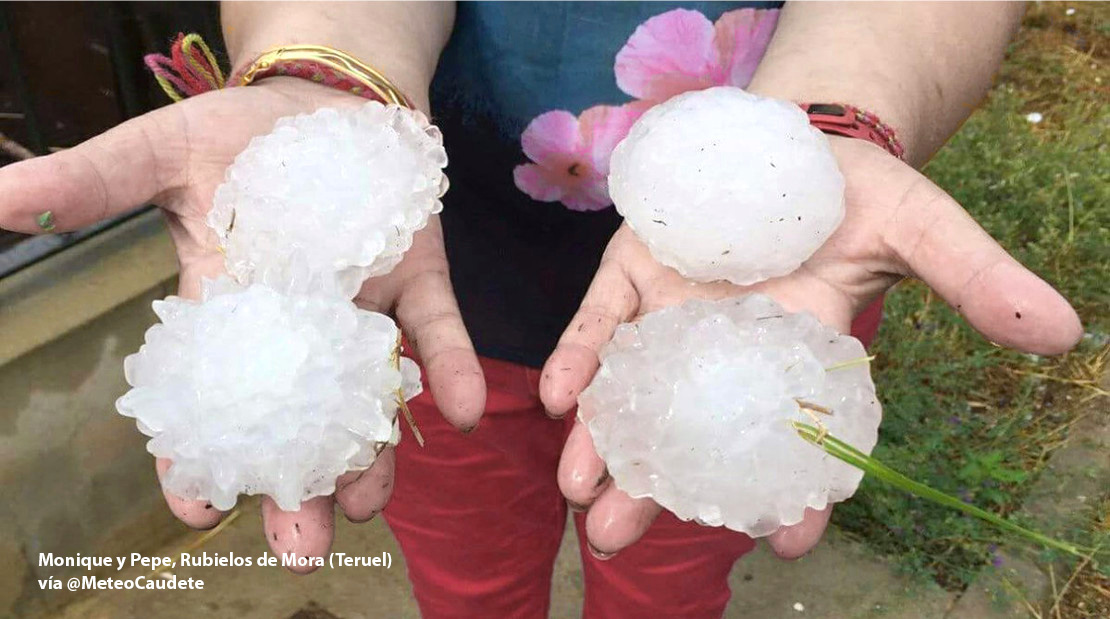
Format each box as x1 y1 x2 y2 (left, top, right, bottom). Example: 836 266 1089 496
143 34 226 101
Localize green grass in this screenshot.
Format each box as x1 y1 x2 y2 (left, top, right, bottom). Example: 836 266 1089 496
829 3 1110 590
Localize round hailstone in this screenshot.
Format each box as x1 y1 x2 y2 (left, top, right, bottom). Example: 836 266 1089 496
116 279 422 511
609 87 845 285
579 294 881 537
208 102 448 299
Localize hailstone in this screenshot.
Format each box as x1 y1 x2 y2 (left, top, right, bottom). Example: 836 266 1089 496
116 279 422 511
609 87 845 285
208 102 448 299
579 294 881 537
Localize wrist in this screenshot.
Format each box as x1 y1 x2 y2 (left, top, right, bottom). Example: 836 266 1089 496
799 103 905 160
222 5 447 114
248 75 372 107
743 1 1024 168
748 73 923 166
232 45 431 112
228 42 433 114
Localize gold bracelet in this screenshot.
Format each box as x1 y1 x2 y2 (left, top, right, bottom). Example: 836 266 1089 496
234 44 412 108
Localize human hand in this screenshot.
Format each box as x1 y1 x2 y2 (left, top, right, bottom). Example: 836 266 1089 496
0 78 485 572
539 135 1082 560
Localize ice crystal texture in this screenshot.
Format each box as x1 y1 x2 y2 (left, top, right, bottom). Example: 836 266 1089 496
580 295 881 537
117 279 422 511
208 102 448 298
609 87 845 285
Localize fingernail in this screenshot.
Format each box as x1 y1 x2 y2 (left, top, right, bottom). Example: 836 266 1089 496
567 500 587 513
588 543 614 561
37 211 55 232
346 510 378 524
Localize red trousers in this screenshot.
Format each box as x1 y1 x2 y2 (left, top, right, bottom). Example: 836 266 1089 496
383 300 883 618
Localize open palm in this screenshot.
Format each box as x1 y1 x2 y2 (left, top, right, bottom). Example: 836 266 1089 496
0 77 485 572
539 136 1082 559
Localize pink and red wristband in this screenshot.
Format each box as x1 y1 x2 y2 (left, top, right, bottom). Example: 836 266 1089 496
798 102 905 160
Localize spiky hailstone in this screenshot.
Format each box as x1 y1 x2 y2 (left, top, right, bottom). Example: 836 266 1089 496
579 295 881 537
208 102 448 299
609 87 845 286
116 279 422 511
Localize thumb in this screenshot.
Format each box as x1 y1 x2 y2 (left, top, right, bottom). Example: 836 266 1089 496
880 166 1081 355
0 106 186 234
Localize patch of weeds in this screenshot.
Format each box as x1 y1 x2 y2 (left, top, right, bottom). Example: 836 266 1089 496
831 3 1109 590
1054 495 1110 618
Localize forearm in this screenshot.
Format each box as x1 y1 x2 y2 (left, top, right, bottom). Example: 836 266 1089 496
748 1 1025 166
221 1 455 112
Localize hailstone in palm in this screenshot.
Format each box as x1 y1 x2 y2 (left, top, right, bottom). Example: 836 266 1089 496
117 279 422 511
208 101 448 299
118 102 444 512
609 87 845 285
579 295 881 537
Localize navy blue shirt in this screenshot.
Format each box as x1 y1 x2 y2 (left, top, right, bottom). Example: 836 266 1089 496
431 1 777 367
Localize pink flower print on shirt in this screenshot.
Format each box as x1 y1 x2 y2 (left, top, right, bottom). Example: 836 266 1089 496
615 8 778 102
513 102 648 211
514 7 778 211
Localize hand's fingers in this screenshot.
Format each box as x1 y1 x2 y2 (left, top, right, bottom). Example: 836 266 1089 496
174 252 229 301
883 169 1081 355
155 458 226 530
261 495 335 575
584 486 663 557
765 506 832 560
558 419 610 510
376 220 485 431
335 447 396 522
540 258 638 417
0 106 186 233
391 254 486 431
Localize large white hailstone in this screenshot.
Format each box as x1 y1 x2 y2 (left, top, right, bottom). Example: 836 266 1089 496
609 87 845 285
116 279 422 511
579 294 881 537
208 102 448 299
